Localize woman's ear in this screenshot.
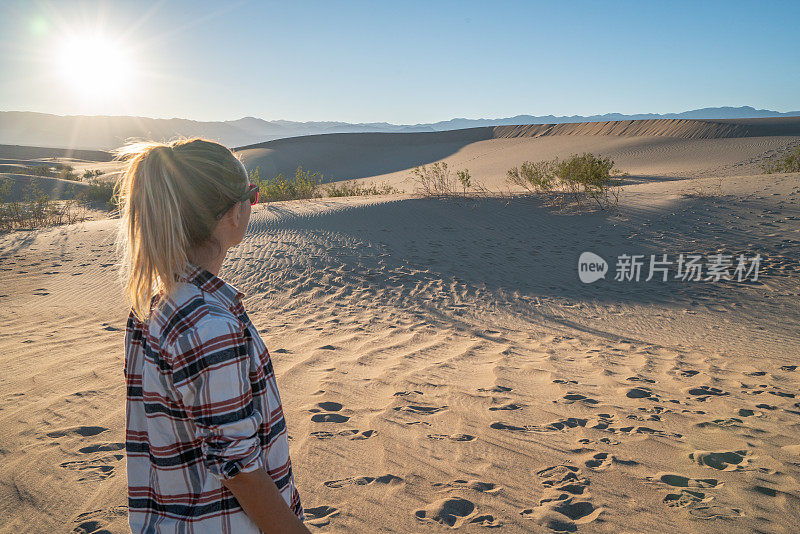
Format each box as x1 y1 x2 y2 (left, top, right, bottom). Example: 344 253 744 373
231 201 245 229
219 201 241 230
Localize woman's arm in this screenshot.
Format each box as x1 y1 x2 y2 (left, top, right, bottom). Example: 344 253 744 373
165 311 309 532
222 468 311 534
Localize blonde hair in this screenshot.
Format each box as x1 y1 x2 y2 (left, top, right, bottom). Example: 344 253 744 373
114 138 249 320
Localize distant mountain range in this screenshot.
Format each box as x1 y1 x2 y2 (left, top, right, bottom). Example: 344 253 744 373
1 106 798 151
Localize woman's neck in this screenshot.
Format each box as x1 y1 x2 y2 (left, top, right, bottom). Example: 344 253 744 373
188 246 226 276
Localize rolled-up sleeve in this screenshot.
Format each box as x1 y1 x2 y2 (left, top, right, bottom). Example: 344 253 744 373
166 310 263 480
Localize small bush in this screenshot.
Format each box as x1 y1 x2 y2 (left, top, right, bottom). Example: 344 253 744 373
0 178 10 200
410 162 488 199
456 169 471 193
83 178 117 210
0 178 89 232
507 153 624 211
761 145 800 174
31 165 54 177
58 167 78 181
83 169 104 180
324 180 401 197
250 165 322 202
507 160 558 192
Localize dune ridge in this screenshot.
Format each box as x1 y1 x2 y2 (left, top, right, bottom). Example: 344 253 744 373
238 116 800 153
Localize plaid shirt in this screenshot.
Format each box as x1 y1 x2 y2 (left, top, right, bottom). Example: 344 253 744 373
124 262 304 532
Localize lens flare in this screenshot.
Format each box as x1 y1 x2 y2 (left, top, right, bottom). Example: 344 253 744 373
55 32 136 99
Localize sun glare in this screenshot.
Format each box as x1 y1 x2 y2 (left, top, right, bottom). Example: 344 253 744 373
55 33 136 99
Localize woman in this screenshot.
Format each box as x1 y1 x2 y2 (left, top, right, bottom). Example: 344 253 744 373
116 138 309 533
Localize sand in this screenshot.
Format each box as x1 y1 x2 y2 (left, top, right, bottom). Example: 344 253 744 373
235 117 800 188
1 119 800 532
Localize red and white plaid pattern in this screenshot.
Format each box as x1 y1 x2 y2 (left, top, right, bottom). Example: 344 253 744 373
124 262 304 532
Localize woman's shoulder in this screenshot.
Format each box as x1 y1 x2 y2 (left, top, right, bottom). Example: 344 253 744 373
150 282 241 347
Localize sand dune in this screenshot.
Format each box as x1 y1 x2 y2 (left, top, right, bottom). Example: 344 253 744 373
1 162 799 532
236 117 800 187
0 144 112 162
3 117 799 196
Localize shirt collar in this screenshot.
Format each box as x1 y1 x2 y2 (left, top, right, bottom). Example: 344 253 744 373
177 261 245 310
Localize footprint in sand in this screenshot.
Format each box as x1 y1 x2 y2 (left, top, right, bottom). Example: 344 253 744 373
393 390 423 397
46 426 108 439
626 387 657 400
689 450 751 471
489 402 523 411
309 401 350 423
427 433 476 442
662 489 713 508
60 454 123 482
688 504 743 519
324 474 403 488
499 418 587 433
72 519 113 534
478 385 513 393
562 393 599 405
394 405 447 415
414 497 479 528
687 386 729 400
578 437 621 446
72 506 128 534
696 417 744 429
310 429 376 440
304 505 340 527
627 376 656 384
647 472 721 489
78 442 125 454
521 464 602 532
584 453 613 471
433 479 501 494
617 426 683 439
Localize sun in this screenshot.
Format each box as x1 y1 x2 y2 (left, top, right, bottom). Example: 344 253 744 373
55 32 136 99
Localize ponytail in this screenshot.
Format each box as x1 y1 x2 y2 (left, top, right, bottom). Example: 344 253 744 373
114 138 249 320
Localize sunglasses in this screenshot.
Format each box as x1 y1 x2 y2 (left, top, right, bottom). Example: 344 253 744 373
215 183 260 220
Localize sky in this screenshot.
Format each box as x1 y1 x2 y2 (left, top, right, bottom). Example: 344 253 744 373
0 0 798 124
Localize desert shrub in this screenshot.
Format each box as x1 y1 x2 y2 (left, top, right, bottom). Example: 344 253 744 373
761 145 800 174
0 179 88 232
30 165 54 177
324 180 401 197
410 162 487 198
0 178 11 229
557 153 617 205
250 165 322 202
83 178 117 210
456 169 471 193
58 167 78 181
411 162 451 196
507 153 624 211
83 169 104 180
0 178 10 201
507 160 558 193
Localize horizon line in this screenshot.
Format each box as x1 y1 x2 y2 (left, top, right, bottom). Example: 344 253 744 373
3 105 800 126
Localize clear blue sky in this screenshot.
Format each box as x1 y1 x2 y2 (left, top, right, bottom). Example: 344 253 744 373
1 0 798 124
